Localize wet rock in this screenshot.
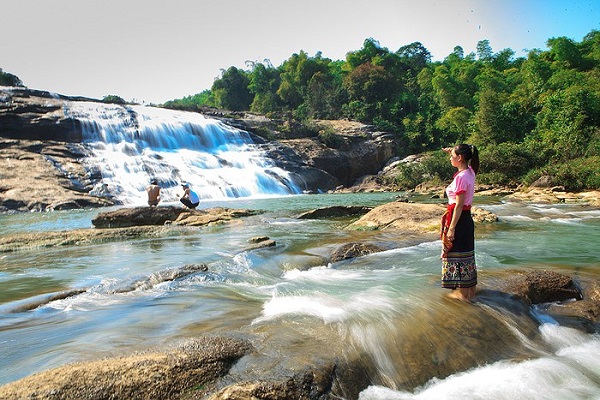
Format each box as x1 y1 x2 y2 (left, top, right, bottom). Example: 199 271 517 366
584 280 600 301
244 236 276 251
207 365 336 400
330 242 385 262
0 336 253 400
297 205 372 219
92 206 186 228
173 207 261 227
545 300 600 332
495 269 582 304
91 206 260 228
0 225 168 253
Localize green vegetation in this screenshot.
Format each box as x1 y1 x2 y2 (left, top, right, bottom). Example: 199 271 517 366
165 30 600 190
102 95 127 104
0 68 24 87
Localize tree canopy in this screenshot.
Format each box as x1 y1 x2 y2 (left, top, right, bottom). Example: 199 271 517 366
163 30 598 189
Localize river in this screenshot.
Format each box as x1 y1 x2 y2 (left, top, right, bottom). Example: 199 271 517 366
0 193 599 399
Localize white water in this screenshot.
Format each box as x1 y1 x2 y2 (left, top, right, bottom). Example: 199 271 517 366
64 102 301 205
360 324 600 400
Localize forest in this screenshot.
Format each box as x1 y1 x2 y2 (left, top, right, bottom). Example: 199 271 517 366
163 30 600 191
2 30 599 190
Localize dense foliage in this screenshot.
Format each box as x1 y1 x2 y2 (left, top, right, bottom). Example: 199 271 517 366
0 68 24 87
163 30 600 190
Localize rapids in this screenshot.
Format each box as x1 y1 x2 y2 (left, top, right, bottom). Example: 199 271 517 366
0 194 599 399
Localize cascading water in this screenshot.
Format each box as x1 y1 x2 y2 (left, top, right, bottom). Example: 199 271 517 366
64 102 302 205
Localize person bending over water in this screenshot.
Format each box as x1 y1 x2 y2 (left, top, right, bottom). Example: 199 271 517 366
440 144 479 302
180 182 200 209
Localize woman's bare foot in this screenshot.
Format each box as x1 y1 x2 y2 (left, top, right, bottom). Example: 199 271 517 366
446 288 476 302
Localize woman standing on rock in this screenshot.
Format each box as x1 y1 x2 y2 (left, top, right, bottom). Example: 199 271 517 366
441 144 479 301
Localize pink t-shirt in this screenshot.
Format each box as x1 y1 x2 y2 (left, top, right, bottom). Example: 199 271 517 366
446 166 476 206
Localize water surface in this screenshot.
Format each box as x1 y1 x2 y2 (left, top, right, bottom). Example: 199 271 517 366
1 193 599 399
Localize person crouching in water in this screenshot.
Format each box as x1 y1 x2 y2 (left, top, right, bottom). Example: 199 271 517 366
180 182 200 209
146 179 161 207
440 144 479 302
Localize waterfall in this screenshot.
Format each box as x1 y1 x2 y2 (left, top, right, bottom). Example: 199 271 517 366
63 102 302 205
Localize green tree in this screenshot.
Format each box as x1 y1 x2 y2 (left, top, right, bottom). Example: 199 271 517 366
212 66 253 111
0 68 24 86
547 36 586 70
534 86 600 160
247 60 281 114
277 51 330 110
102 95 126 104
476 39 493 62
346 38 390 69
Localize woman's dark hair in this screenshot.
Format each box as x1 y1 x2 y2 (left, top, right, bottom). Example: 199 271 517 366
454 144 480 174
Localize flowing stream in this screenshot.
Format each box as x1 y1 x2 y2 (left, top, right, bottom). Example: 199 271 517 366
0 194 599 399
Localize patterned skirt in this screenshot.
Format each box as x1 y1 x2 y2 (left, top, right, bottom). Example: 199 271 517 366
441 207 477 289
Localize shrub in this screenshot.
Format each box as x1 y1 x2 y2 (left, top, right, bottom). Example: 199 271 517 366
479 142 544 185
318 127 344 149
102 95 127 104
523 156 600 191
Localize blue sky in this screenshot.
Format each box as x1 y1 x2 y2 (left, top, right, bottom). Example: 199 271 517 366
1 0 598 104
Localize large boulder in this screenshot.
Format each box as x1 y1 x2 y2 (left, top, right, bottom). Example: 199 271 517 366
347 201 445 234
491 269 582 304
91 206 261 228
330 242 386 262
0 336 253 400
297 205 372 219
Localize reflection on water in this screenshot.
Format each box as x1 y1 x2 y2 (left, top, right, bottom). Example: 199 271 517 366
0 193 599 398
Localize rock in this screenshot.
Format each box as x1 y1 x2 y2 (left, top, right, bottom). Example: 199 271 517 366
244 236 277 251
0 87 85 142
92 206 187 228
207 366 336 400
0 139 113 212
0 208 261 253
248 236 271 243
277 120 399 188
545 300 600 332
0 336 253 400
347 202 446 233
583 280 600 301
174 207 261 227
489 269 582 305
91 206 261 228
472 206 499 223
0 226 169 253
330 242 385 262
530 175 554 188
506 188 600 206
297 205 372 219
